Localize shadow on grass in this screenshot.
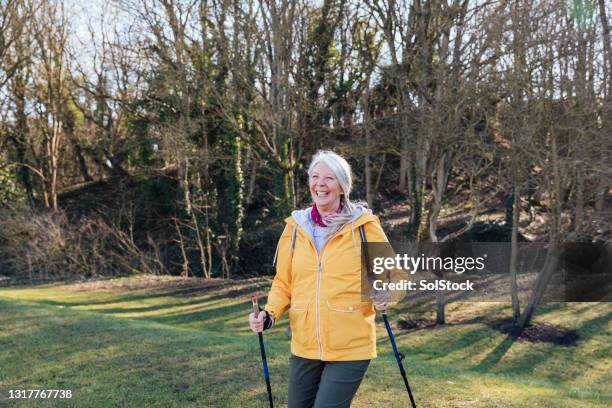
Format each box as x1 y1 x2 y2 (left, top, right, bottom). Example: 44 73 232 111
473 334 517 372
0 298 292 407
473 310 611 376
380 304 611 380
574 311 612 342
380 321 497 364
146 296 269 330
31 280 270 310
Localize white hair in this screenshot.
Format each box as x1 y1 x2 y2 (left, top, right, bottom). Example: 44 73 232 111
307 150 367 239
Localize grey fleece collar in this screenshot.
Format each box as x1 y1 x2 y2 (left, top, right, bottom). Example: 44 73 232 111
272 204 370 266
291 204 367 241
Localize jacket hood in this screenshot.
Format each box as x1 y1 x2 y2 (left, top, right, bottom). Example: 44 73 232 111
287 203 373 231
282 204 377 257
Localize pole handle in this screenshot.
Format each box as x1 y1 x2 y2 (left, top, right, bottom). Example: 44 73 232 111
251 294 260 316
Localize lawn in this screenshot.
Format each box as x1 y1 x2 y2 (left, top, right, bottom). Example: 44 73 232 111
0 275 610 407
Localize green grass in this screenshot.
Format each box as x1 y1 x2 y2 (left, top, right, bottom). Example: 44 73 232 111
0 275 610 407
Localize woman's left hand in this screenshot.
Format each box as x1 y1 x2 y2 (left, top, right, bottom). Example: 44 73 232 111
370 290 392 311
372 300 391 311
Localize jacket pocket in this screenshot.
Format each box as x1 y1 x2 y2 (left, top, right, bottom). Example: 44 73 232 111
289 300 312 349
325 299 373 350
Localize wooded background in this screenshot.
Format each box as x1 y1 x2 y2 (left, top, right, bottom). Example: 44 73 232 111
0 0 610 291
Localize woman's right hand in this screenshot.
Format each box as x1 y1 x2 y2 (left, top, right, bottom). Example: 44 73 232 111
249 310 267 333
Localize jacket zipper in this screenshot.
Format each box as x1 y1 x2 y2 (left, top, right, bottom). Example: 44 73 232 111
313 225 352 360
295 220 362 361
316 260 323 359
293 226 324 360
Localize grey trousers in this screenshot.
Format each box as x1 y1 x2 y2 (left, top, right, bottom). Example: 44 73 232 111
288 354 370 408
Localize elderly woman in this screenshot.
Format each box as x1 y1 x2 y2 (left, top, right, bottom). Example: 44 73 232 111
249 150 392 408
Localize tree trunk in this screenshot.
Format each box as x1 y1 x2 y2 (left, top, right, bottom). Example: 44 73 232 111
510 183 521 324
399 137 408 191
12 70 35 203
429 153 450 325
364 93 373 207
73 141 93 182
436 290 445 325
573 167 584 236
518 131 563 331
597 0 612 98
517 243 560 330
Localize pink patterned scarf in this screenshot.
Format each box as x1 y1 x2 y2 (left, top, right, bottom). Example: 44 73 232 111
311 201 343 227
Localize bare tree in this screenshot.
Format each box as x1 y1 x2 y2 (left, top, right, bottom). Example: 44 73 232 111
29 0 70 210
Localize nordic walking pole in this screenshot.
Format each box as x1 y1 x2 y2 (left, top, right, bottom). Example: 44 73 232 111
382 310 417 408
359 224 416 407
251 295 274 408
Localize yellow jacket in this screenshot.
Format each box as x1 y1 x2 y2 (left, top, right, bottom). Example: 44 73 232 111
264 205 392 361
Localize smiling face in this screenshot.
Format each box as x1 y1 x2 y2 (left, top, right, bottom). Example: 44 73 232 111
309 162 343 213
